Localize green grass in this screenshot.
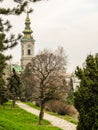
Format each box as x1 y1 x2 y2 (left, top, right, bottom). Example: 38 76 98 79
25 102 40 110
50 113 78 125
25 102 78 125
0 102 62 130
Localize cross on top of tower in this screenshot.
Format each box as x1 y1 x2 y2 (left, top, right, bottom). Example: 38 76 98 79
25 11 30 24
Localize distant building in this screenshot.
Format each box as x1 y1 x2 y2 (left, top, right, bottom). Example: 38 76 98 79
21 12 35 69
4 63 23 79
71 73 80 91
63 73 80 91
11 64 23 74
58 72 80 91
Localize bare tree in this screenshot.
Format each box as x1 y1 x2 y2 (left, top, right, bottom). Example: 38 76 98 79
26 47 68 125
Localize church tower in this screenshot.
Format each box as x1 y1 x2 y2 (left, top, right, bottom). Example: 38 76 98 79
21 12 34 69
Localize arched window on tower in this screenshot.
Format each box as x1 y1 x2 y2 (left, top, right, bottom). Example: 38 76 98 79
28 49 31 55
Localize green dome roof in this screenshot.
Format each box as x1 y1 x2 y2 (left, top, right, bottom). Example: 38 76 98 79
11 64 24 73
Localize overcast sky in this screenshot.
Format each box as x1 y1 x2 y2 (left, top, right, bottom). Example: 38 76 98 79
1 0 98 73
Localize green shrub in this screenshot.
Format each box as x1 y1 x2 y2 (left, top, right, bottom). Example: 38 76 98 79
45 100 78 118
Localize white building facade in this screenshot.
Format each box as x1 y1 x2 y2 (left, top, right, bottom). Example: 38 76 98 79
21 12 35 69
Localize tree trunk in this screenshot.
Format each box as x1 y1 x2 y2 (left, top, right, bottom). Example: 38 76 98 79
39 100 44 125
12 95 16 108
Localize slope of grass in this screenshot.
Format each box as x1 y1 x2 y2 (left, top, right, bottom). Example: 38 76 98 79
0 102 61 130
25 102 78 125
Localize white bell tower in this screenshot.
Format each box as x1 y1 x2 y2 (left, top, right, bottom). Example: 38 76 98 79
21 12 35 69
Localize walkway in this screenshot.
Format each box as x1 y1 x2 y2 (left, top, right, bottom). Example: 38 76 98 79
16 101 76 130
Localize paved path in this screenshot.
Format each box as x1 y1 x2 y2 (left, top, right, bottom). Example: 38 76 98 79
16 101 76 130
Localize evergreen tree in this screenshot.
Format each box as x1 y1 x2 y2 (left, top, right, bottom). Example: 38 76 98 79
7 68 22 107
74 54 98 130
66 78 74 104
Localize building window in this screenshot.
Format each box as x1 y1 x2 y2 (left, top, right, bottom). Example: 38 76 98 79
28 49 31 55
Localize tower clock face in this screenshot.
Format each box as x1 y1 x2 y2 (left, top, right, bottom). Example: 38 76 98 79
28 44 31 48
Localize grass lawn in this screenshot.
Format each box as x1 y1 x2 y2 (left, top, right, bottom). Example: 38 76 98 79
0 102 61 130
25 102 78 125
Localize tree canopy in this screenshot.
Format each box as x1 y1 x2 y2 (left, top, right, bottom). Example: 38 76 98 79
7 68 23 107
24 47 68 125
74 54 98 130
